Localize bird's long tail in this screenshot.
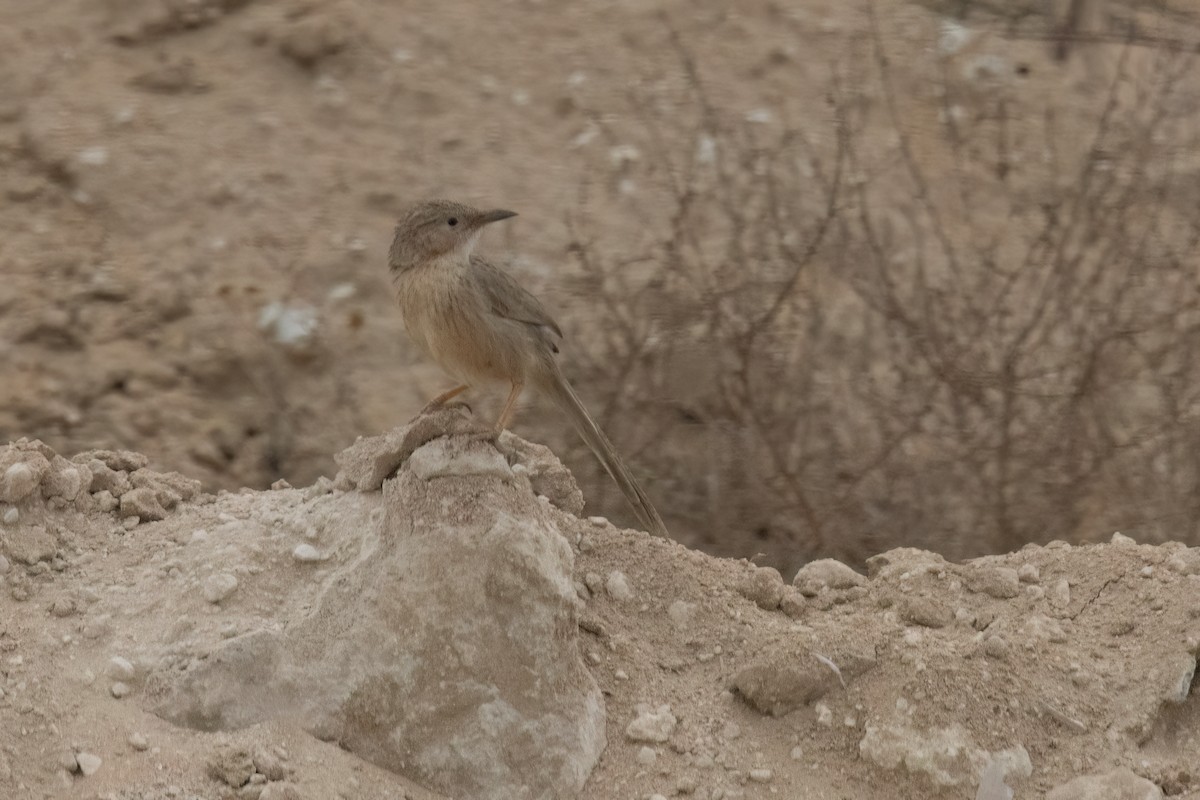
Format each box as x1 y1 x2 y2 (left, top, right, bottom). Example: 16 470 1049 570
537 365 669 538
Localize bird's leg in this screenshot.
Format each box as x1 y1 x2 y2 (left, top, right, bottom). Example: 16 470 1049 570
494 381 525 433
421 384 470 415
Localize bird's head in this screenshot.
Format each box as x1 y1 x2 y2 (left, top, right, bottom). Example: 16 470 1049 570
388 199 517 272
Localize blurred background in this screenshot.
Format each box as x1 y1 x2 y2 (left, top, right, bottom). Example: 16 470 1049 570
1 0 1198 574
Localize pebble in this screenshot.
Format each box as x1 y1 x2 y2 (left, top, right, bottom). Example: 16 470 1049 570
625 704 677 742
202 573 239 603
982 635 1009 659
2 507 18 525
0 555 9 575
128 732 149 751
1047 579 1071 608
792 559 865 596
636 746 657 765
965 566 1020 599
901 596 952 628
291 544 322 562
790 746 803 760
1 462 39 503
748 768 773 783
111 681 131 698
739 567 785 610
75 752 102 776
1110 532 1136 546
587 516 607 527
606 570 633 601
614 669 629 681
107 655 136 681
1017 563 1040 583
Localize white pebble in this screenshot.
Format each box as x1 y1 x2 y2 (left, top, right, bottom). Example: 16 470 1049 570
587 516 607 527
0 555 9 575
75 752 102 776
291 544 323 562
625 704 677 742
636 746 656 765
202 573 239 603
128 732 149 751
110 681 131 698
605 571 633 601
614 669 629 681
749 768 773 783
790 745 803 760
107 656 135 681
2 507 17 525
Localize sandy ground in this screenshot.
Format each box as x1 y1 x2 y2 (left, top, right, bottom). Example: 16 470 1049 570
0 424 1198 799
3 1 1200 798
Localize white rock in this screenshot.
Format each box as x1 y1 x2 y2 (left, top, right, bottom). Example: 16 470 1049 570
1111 531 1136 546
75 752 102 776
128 732 149 751
291 544 323 562
111 681 131 698
625 704 676 742
605 571 633 601
2 507 18 525
636 746 656 765
107 656 136 681
202 573 239 604
1 463 38 503
749 768 773 783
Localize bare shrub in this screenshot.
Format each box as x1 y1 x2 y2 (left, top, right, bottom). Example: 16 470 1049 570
552 17 1200 571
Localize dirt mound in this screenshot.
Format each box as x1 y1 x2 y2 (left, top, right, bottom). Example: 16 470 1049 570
0 421 1197 798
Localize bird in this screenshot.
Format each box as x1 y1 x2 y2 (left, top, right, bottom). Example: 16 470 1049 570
387 199 669 538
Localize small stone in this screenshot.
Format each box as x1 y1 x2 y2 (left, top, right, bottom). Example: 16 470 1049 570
739 567 785 610
119 487 168 521
790 745 803 760
271 479 293 490
625 704 677 742
983 635 1009 659
792 559 865 596
207 745 255 788
588 516 607 527
1 462 41 503
1017 563 1040 583
111 681 131 698
291 544 322 562
1110 532 1136 546
202 573 239 603
2 507 18 525
75 752 102 776
1047 579 1071 608
636 745 656 765
0 555 8 574
901 596 952 628
606 570 633 601
779 588 805 618
128 732 149 751
93 490 118 512
614 669 629 681
964 566 1020 599
749 769 773 783
584 572 604 594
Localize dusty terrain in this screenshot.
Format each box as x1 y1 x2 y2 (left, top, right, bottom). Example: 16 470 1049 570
3 1 1200 798
0 419 1198 799
5 0 1198 565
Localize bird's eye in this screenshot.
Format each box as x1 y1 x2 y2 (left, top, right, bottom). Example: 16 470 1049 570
447 218 458 226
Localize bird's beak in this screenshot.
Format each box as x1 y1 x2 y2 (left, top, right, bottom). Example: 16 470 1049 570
478 209 518 226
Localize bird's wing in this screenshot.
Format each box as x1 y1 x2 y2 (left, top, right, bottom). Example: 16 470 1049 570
469 255 564 344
